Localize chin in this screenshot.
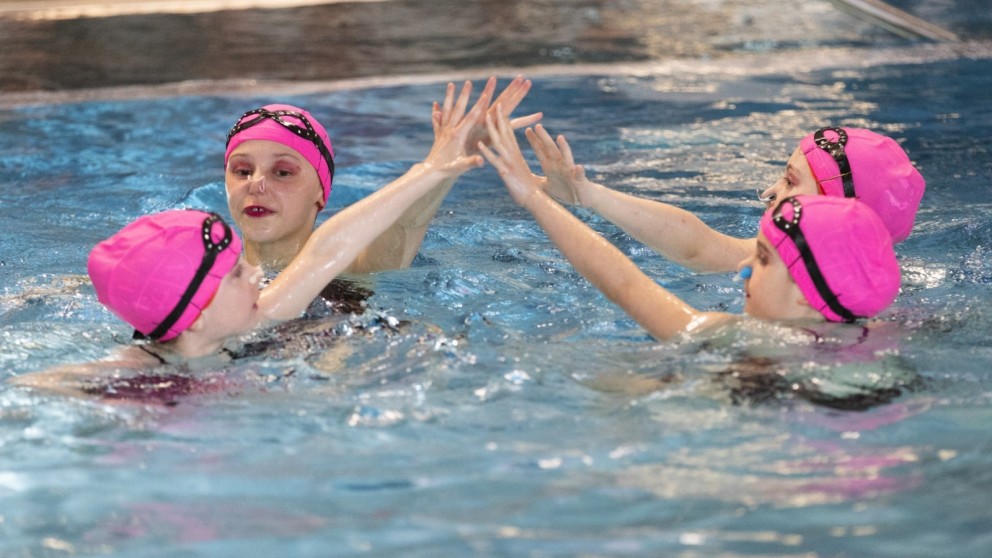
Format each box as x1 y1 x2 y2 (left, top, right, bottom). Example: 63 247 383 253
240 225 282 245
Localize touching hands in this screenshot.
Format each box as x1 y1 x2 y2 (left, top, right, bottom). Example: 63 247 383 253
422 81 488 174
467 75 542 154
429 75 542 164
478 109 544 208
422 79 491 175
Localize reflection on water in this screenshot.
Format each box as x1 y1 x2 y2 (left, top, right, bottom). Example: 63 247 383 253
1 0 992 556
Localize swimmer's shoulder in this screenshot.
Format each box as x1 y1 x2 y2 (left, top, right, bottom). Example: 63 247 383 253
677 311 743 341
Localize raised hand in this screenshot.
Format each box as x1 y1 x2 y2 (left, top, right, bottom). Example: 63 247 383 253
432 75 542 155
526 124 590 206
423 79 491 175
471 75 542 153
478 109 544 208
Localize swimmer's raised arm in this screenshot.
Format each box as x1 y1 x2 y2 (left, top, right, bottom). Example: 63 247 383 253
527 124 751 273
347 75 542 273
259 84 490 321
480 111 730 341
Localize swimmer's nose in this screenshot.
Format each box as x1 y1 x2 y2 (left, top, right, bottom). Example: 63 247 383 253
734 264 753 282
247 176 266 194
756 187 776 204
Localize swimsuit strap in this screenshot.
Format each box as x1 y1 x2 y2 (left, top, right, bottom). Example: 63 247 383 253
137 344 168 365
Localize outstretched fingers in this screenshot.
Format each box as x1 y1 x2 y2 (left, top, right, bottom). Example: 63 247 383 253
449 80 475 125
525 124 559 164
439 82 456 126
483 110 519 160
494 76 542 132
491 75 529 115
462 78 494 130
474 76 498 115
554 132 587 183
432 101 443 135
555 133 576 168
524 124 586 205
509 112 543 130
480 110 542 206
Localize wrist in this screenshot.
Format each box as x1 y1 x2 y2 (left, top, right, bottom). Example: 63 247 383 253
519 187 552 213
418 156 471 180
408 161 443 180
577 180 605 210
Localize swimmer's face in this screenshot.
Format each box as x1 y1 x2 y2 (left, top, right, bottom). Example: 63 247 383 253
225 139 324 267
757 147 821 208
198 256 263 340
738 232 821 321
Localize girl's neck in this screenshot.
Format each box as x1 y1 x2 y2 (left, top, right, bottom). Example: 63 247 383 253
244 232 312 273
169 334 229 361
145 339 233 369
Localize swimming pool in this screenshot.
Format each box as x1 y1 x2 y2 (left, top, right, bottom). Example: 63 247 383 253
3 11 992 558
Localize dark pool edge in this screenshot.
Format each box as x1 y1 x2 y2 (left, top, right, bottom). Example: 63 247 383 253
1 42 988 109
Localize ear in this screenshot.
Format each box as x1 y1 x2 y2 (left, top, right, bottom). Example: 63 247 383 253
792 289 826 320
314 183 326 211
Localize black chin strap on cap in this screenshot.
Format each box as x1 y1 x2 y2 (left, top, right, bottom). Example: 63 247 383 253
772 198 859 323
139 212 233 341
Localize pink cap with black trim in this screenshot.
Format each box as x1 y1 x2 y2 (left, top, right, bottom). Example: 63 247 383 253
88 210 243 341
225 104 335 208
800 127 925 243
760 195 900 322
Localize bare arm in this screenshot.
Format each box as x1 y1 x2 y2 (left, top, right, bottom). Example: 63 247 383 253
529 125 752 273
348 75 543 273
344 175 456 274
479 113 731 341
8 346 163 398
258 88 490 322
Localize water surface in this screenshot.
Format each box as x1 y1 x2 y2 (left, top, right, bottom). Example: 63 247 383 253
1 1 991 556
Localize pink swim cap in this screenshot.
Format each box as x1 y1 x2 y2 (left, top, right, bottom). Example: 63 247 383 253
88 210 243 341
760 195 900 322
800 127 924 243
225 104 335 207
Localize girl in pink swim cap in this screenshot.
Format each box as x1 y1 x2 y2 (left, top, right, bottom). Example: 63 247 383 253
528 123 924 274
480 112 900 342
11 82 505 395
224 76 541 274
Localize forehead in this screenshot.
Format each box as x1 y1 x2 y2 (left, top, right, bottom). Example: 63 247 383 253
786 146 811 173
228 139 304 162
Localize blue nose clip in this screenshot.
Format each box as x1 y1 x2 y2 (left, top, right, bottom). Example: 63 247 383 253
737 265 753 280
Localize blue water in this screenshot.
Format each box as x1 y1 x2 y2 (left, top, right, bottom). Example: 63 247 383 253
2 19 992 558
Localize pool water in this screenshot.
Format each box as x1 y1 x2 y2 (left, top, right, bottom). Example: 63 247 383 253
3 6 992 558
